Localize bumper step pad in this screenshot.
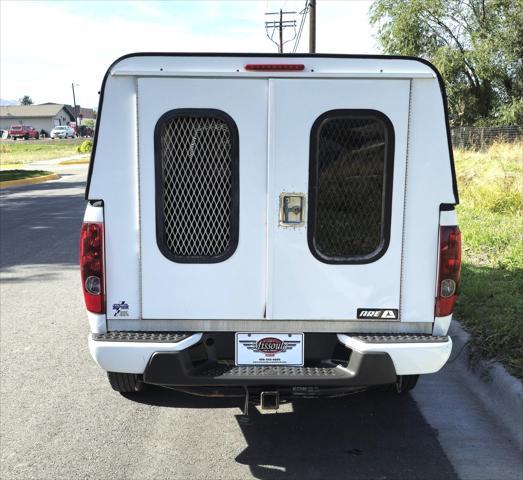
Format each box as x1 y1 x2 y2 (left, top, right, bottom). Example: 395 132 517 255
349 334 448 343
92 331 191 343
197 365 340 379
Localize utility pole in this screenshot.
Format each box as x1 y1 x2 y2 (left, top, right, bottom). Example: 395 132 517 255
265 10 297 53
309 0 316 53
71 83 79 131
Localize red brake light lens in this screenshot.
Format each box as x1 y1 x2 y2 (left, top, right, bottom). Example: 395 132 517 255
435 226 462 316
80 222 105 313
244 64 305 71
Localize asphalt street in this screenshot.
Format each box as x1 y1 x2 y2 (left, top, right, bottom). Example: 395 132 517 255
1 167 522 480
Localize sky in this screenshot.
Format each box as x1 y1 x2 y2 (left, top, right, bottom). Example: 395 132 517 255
0 0 378 108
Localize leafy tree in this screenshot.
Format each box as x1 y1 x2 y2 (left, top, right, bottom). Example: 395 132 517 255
18 95 33 106
370 0 523 126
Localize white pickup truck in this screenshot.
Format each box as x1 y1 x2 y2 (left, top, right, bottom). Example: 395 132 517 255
82 53 460 409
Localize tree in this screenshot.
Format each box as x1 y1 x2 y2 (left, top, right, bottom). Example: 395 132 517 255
370 0 523 126
18 95 33 106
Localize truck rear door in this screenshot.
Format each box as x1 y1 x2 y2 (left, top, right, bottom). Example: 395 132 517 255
137 78 268 320
267 79 410 320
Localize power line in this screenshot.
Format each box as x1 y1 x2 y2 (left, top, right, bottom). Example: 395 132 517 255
293 0 309 53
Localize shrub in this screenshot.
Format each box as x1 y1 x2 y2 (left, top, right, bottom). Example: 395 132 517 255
77 140 93 154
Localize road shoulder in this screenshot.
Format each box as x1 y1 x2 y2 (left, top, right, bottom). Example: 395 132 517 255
449 320 523 450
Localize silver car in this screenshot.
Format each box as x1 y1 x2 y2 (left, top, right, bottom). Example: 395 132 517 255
50 125 75 139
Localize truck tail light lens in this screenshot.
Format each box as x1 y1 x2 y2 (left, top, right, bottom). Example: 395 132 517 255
435 226 462 316
80 222 105 313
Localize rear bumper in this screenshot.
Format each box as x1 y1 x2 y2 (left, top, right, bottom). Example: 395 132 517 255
337 334 452 375
144 350 397 387
88 332 452 386
88 333 203 374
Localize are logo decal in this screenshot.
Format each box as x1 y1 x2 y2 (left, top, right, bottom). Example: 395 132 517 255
357 308 399 320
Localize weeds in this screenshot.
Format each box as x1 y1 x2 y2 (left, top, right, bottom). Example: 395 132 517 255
454 142 523 378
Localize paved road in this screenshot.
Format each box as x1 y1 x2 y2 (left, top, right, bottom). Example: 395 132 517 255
1 169 522 480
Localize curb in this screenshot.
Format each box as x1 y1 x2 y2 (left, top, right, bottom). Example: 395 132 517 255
58 159 90 165
450 320 523 450
0 173 60 188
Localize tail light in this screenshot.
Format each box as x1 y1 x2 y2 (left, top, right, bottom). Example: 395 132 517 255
80 222 105 313
245 64 305 71
435 226 461 316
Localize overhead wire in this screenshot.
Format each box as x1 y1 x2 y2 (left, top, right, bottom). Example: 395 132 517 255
292 0 309 53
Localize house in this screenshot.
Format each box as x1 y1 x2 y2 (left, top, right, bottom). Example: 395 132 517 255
74 106 96 120
42 103 96 121
0 104 76 134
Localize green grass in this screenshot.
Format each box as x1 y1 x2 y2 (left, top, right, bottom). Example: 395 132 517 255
0 139 86 166
0 169 53 182
454 142 523 378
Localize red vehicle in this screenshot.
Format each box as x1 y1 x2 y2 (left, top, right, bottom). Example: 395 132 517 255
8 124 40 140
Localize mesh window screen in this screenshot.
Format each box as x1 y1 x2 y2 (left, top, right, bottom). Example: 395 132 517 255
308 111 394 263
156 110 239 263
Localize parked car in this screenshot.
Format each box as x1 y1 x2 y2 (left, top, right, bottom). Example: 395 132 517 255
79 125 94 137
50 125 75 139
8 124 39 140
83 54 460 410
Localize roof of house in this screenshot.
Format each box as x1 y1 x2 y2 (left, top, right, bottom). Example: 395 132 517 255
0 104 74 119
58 104 96 119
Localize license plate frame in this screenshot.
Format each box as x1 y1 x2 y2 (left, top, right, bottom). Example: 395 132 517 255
235 333 304 366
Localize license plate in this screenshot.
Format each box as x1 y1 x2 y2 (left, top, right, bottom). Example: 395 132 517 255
235 333 304 366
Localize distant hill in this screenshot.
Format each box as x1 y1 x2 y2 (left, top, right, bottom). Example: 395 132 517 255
0 99 17 106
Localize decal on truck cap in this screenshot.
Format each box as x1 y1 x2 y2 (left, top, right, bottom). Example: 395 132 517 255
357 308 398 320
112 301 129 317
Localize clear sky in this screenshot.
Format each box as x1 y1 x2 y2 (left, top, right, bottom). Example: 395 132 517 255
0 0 378 108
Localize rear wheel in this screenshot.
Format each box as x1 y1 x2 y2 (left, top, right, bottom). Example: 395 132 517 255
107 372 146 393
394 375 419 393
381 375 419 394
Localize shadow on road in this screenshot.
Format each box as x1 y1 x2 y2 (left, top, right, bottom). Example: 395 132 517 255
0 179 86 270
126 386 458 480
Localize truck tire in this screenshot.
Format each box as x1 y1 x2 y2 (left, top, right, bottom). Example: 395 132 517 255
107 372 146 393
394 375 419 393
381 375 419 394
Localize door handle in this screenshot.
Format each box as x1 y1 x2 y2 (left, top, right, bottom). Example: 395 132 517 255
280 193 305 226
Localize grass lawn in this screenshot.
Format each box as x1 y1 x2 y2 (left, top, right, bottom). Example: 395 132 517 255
454 142 523 379
0 169 54 182
0 139 87 166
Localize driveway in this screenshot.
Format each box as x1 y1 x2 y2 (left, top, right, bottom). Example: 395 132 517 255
0 168 521 480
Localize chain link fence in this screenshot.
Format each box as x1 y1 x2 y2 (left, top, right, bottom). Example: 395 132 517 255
451 125 523 150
